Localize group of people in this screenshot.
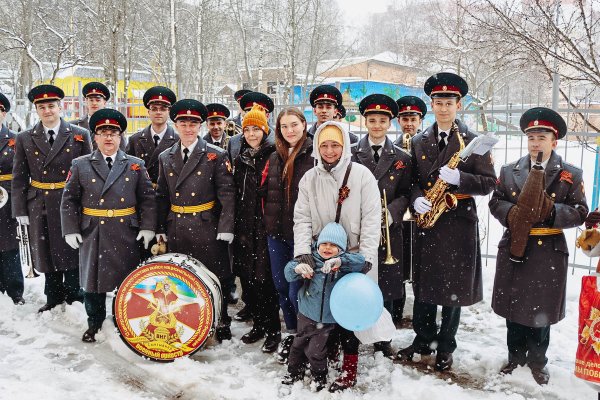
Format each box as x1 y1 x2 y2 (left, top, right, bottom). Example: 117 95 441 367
0 71 595 392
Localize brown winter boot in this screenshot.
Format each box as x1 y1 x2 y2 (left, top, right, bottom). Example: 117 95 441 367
328 354 358 392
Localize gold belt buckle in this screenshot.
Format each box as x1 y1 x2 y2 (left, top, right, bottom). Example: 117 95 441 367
50 183 56 189
107 209 114 217
178 206 185 213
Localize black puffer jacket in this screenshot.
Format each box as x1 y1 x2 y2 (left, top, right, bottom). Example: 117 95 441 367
232 138 276 281
263 138 314 241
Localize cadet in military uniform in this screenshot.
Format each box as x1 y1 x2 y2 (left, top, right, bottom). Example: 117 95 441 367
352 94 412 358
0 93 24 305
489 107 588 385
398 73 497 371
227 92 275 162
156 99 235 342
393 95 428 326
307 85 358 143
126 86 179 187
12 85 93 312
203 103 231 149
231 89 252 128
394 95 427 147
61 109 156 342
72 82 126 151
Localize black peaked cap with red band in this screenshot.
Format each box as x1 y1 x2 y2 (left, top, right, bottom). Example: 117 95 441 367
206 103 231 120
310 85 343 107
82 82 110 101
520 107 567 140
396 95 427 118
359 93 399 117
0 92 10 112
170 99 208 123
143 86 177 108
90 108 127 133
28 84 65 104
424 72 468 99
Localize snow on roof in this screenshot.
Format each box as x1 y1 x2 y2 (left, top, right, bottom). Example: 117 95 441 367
316 51 416 75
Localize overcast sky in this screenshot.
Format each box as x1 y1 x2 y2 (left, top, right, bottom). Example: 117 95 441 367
335 0 393 27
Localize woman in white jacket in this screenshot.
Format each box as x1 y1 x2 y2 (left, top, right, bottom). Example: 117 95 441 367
293 121 381 392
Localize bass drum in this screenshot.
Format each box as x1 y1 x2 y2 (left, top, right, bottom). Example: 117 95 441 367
113 253 222 362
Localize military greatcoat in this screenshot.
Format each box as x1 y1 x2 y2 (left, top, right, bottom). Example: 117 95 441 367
0 125 18 252
126 125 179 184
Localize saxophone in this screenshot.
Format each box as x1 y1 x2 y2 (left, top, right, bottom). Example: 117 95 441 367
415 122 464 229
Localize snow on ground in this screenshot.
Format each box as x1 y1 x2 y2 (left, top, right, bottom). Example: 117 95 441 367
0 262 596 400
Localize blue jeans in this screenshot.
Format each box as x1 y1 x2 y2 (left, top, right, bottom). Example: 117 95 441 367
267 236 300 331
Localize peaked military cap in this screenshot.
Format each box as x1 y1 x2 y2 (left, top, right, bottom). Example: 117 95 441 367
234 89 252 102
424 72 468 99
520 107 567 140
206 103 231 120
28 84 65 104
89 108 127 133
239 92 274 113
396 96 427 118
310 85 342 107
82 82 110 100
143 86 177 108
359 94 399 118
0 92 10 112
170 99 208 122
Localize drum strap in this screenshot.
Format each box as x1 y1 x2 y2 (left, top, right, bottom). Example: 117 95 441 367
335 163 352 223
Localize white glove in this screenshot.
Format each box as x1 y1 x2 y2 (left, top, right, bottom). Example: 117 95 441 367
294 263 314 279
137 230 156 249
414 197 432 214
65 233 83 249
321 257 341 274
216 233 234 244
439 165 461 186
155 233 168 243
16 216 29 225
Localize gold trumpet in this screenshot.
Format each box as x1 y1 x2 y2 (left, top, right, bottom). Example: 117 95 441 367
381 189 399 265
17 221 38 278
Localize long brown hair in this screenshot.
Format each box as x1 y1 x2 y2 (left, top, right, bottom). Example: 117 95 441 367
275 107 308 205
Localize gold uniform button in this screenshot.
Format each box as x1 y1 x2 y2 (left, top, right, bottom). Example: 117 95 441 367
44 191 49 195
551 193 556 198
35 151 39 155
178 206 185 213
107 210 114 217
390 176 394 181
100 199 104 203
66 149 70 152
191 192 195 196
119 218 124 223
43 171 47 175
125 177 129 181
192 212 197 216
49 183 56 189
197 171 202 175
176 192 180 197
3 152 7 156
62 170 65 174
421 155 426 160
512 192 516 196
427 182 432 187
177 214 181 217
120 198 125 202
169 172 174 177
100 220 105 225
92 179 96 183
538 240 543 245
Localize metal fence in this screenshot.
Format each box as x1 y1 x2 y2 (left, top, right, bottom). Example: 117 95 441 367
6 90 600 273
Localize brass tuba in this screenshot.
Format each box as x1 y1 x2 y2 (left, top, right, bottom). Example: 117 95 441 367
415 122 464 229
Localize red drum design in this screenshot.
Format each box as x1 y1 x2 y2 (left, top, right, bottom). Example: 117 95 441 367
113 253 222 362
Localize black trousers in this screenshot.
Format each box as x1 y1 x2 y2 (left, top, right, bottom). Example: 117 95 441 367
411 299 461 353
84 291 107 331
247 277 280 334
0 249 24 301
506 320 550 368
45 268 82 305
288 313 335 375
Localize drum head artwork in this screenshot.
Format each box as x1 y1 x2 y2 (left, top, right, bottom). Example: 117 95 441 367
113 260 215 362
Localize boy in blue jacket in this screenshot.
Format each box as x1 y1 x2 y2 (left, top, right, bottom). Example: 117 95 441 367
282 222 365 391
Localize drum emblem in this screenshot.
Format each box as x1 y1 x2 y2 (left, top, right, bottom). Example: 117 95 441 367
114 260 216 361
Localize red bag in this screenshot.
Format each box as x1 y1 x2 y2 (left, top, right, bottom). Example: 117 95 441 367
575 263 600 385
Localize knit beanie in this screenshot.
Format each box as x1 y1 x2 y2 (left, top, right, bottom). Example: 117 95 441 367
242 104 269 134
317 222 348 251
317 125 344 147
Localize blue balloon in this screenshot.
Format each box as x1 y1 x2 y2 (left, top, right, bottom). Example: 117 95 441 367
330 273 383 331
